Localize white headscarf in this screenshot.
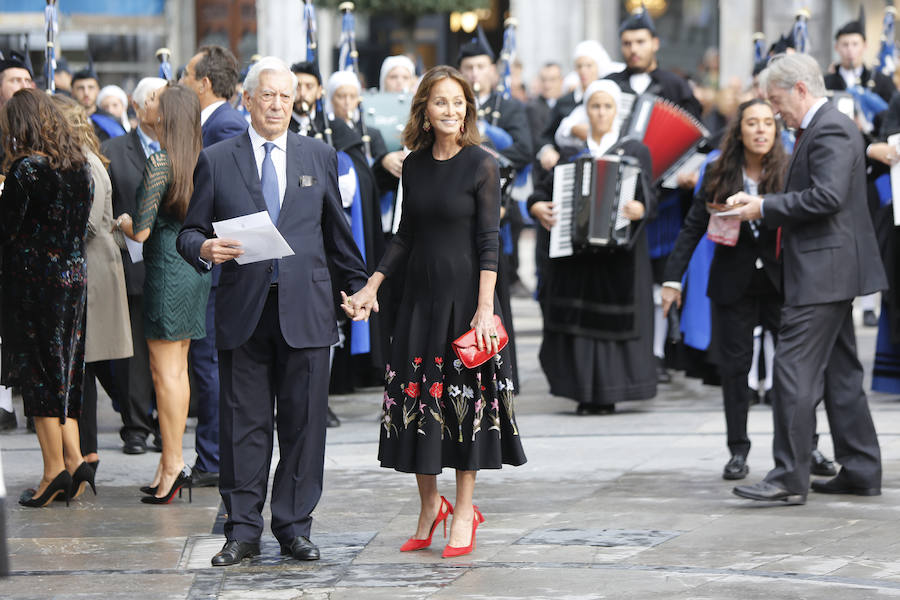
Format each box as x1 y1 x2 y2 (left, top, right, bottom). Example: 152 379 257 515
324 70 362 121
571 40 623 100
582 80 622 157
378 55 416 92
97 84 131 132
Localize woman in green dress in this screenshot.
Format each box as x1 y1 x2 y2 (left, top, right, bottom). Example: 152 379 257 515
115 84 210 504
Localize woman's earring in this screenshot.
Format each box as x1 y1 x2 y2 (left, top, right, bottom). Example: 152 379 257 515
460 122 465 133
423 118 431 132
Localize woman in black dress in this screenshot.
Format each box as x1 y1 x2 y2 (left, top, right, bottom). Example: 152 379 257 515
344 66 526 559
0 89 94 506
528 80 657 415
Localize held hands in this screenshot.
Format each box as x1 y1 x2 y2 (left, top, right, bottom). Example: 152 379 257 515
661 285 682 318
530 201 557 231
470 306 500 355
200 238 244 264
341 286 379 322
724 191 763 221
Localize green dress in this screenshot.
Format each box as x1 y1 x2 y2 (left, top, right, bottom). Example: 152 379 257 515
134 150 210 341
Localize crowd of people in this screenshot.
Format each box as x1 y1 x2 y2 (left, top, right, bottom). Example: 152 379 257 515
0 4 895 564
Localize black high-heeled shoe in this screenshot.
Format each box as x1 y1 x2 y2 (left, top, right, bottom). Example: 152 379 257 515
71 461 97 499
19 471 72 507
140 468 192 504
140 485 158 496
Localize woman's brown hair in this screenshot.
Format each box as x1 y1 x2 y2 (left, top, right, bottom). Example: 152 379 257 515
402 66 481 151
156 84 202 220
0 88 86 172
50 94 110 168
702 98 787 204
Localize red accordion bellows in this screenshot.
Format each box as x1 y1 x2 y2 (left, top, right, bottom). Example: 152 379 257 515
637 98 706 182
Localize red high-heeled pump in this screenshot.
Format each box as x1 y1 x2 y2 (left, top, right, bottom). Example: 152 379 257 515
400 496 453 552
442 506 485 559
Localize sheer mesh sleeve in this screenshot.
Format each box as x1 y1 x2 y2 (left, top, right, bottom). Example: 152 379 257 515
133 150 172 233
474 151 501 272
375 164 413 278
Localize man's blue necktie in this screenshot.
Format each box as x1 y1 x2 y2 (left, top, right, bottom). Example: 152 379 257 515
261 141 280 283
148 140 160 154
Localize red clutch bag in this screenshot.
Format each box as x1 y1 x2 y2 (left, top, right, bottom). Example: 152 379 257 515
451 315 509 369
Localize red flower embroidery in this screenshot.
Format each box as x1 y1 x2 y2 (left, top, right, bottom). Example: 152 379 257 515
435 357 443 365
413 357 423 366
429 382 443 399
405 382 420 398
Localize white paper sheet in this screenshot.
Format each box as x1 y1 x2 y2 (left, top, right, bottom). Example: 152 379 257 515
212 211 295 265
124 237 144 263
889 133 900 226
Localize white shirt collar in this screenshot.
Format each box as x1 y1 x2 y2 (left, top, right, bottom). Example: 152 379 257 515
247 124 288 153
800 97 828 130
200 100 227 126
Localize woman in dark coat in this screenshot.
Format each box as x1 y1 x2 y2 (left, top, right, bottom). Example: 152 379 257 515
0 88 94 506
528 80 657 415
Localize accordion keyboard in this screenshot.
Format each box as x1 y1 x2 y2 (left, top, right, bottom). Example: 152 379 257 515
549 162 576 258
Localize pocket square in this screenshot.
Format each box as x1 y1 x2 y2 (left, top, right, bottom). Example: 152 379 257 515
299 175 317 187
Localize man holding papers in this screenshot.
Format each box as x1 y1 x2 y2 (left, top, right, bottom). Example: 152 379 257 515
177 57 367 566
724 54 885 506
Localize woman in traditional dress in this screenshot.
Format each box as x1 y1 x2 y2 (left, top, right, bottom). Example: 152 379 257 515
343 66 526 559
528 80 657 415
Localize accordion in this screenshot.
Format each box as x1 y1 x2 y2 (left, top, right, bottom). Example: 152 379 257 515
621 94 709 184
549 152 643 258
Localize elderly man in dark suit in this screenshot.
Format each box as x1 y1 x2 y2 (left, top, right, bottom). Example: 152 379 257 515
100 76 169 454
727 53 886 505
177 56 368 566
180 44 248 489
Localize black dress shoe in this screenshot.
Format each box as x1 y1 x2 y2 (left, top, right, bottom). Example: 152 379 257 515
810 449 837 477
279 536 320 561
191 469 219 487
733 481 806 504
211 540 260 566
122 433 147 455
723 455 749 480
811 476 880 496
326 407 341 428
576 403 615 416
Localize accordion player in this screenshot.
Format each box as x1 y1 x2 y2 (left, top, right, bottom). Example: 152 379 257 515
547 146 651 258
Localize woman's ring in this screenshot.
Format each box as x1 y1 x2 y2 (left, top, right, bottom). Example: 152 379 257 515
489 334 498 338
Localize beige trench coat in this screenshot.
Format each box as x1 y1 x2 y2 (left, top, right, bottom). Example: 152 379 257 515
85 151 132 362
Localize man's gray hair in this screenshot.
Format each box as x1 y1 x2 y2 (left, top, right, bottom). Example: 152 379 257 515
132 77 168 109
759 53 826 98
243 56 298 98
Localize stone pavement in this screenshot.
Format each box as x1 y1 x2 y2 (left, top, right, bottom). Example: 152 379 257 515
2 290 900 599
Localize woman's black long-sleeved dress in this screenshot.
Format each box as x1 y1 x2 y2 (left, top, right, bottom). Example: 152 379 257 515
376 144 527 474
1 156 93 421
528 139 658 408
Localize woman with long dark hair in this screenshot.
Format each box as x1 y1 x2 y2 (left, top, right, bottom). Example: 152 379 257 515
344 66 526 559
115 84 210 504
528 80 657 415
661 98 786 480
1 88 93 507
